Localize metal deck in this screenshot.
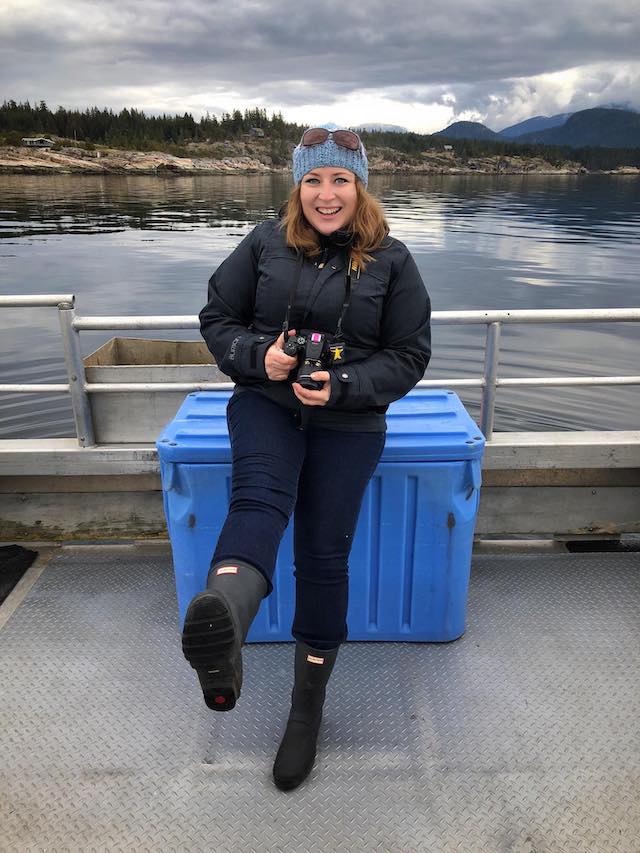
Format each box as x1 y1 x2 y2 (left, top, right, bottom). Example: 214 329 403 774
1 547 639 852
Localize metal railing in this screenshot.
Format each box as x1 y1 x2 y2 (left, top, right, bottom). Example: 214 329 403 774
1 295 639 444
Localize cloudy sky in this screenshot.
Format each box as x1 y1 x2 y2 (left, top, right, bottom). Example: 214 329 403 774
2 0 638 133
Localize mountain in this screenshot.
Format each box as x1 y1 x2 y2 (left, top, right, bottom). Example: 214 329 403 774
355 124 408 133
434 121 502 141
498 112 572 138
514 107 640 148
432 107 640 148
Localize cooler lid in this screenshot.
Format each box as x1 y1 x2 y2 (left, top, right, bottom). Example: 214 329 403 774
156 389 485 463
383 389 484 461
157 391 233 463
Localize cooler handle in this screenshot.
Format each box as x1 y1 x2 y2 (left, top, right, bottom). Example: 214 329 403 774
464 460 482 499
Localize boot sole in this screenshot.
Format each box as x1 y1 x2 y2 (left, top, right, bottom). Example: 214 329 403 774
182 592 241 711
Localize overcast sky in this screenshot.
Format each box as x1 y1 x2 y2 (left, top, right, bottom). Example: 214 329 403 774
2 0 638 133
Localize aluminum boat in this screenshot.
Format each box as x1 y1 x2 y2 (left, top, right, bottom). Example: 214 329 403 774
1 294 638 852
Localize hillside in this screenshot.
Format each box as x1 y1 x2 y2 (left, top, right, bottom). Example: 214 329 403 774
435 121 502 141
432 107 640 149
515 107 640 148
499 112 572 138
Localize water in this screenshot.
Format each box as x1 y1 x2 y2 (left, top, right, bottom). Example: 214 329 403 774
1 172 638 438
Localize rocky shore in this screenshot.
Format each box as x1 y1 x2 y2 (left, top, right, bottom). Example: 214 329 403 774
0 142 638 176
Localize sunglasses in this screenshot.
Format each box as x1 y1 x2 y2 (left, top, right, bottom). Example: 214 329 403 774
300 128 362 151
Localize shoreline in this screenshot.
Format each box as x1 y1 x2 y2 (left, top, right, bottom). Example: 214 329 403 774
1 144 638 177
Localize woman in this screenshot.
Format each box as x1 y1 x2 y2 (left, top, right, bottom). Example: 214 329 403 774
182 127 431 790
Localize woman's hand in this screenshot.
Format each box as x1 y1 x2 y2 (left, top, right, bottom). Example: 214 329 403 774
292 371 331 407
265 330 298 381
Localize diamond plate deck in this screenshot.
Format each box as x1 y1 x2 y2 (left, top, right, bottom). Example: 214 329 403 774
1 550 639 853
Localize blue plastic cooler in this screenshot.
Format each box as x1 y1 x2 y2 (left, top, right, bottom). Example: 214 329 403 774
157 389 484 642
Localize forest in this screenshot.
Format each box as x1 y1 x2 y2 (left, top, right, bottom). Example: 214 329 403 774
1 99 638 171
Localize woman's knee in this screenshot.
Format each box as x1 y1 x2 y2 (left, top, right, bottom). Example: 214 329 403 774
229 489 294 523
294 528 356 573
293 559 349 587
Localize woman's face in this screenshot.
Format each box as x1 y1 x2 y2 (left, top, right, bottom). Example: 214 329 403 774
299 167 358 234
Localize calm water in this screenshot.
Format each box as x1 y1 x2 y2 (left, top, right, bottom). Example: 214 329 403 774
1 173 639 438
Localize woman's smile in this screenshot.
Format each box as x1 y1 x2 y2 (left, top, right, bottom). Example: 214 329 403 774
300 167 358 234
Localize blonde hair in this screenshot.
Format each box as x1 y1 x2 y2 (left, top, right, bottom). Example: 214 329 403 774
280 180 389 271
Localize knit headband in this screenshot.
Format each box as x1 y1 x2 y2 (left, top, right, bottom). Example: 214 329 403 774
292 128 369 187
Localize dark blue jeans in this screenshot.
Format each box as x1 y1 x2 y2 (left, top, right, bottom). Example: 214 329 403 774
212 390 385 649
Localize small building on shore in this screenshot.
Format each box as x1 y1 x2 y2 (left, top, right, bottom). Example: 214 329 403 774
22 137 54 148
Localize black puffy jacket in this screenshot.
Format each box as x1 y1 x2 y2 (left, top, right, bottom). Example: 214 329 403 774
199 219 431 431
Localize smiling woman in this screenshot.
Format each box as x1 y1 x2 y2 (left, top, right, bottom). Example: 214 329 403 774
180 124 431 792
281 130 389 271
299 167 358 234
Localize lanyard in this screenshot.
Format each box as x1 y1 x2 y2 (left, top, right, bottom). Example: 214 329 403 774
282 251 360 339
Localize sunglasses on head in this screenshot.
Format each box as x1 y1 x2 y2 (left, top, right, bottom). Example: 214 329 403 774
300 127 362 151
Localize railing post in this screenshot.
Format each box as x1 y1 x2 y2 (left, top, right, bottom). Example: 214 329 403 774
58 302 96 447
480 322 501 440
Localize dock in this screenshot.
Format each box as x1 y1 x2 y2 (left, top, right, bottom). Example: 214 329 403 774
1 541 638 852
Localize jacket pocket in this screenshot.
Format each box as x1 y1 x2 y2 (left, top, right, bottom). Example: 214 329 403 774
254 252 298 329
343 271 388 344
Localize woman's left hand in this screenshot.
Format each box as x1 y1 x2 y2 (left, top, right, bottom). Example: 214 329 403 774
292 371 331 406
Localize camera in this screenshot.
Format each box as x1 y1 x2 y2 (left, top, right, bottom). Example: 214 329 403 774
284 331 344 391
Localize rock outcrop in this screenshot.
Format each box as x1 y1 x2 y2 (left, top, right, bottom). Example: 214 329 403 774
0 145 285 175
0 142 634 176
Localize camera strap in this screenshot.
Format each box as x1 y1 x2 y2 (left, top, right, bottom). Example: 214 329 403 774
335 257 360 339
282 251 360 339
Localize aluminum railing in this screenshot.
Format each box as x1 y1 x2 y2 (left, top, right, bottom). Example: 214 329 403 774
1 295 639 444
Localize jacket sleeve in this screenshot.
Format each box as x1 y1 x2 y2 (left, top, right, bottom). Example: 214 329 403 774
326 251 431 410
199 225 275 381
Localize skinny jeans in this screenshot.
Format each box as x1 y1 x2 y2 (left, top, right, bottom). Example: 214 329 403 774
212 389 385 649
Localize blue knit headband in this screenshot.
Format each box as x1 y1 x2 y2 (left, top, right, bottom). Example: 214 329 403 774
292 129 369 187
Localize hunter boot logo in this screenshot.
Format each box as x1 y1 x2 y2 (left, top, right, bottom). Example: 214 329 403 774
216 566 239 575
306 654 325 664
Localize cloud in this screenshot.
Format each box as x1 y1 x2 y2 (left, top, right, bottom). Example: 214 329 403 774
1 0 639 131
446 63 640 130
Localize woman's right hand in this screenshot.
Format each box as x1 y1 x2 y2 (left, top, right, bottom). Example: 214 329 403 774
264 330 299 381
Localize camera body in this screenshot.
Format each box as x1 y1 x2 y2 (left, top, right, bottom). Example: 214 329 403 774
284 330 343 391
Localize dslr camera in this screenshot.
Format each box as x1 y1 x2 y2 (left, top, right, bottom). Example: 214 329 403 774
284 331 343 391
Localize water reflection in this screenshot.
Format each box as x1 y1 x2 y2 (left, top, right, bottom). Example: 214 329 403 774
0 174 292 239
1 173 638 437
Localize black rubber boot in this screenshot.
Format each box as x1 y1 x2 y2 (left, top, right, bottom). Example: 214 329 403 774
272 640 339 790
181 560 268 711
